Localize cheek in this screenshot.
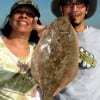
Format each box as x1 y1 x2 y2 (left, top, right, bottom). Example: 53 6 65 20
63 8 72 16
81 8 88 17
9 18 16 28
29 18 34 26
10 15 18 25
81 10 87 18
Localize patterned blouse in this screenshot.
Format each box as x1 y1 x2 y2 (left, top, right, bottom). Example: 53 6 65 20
0 36 41 100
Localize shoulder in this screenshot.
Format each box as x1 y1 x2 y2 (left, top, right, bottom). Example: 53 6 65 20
0 36 3 44
88 26 100 33
85 26 100 36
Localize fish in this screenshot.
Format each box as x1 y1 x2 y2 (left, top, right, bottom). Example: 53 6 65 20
31 16 79 100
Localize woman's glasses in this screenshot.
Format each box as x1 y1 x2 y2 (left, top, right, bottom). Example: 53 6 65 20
13 9 36 18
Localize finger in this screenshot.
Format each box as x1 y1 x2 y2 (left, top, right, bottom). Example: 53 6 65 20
32 16 39 30
33 17 46 32
33 16 39 25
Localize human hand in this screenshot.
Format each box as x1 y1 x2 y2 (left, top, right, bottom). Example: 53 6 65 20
32 17 46 36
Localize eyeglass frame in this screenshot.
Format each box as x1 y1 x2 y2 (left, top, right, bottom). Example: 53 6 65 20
63 1 85 8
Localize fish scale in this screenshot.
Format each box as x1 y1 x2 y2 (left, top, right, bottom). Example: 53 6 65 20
31 16 79 100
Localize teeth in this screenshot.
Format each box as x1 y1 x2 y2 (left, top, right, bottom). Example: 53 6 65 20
18 21 27 25
72 13 80 16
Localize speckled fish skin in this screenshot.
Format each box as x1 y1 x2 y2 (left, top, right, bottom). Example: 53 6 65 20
31 16 79 100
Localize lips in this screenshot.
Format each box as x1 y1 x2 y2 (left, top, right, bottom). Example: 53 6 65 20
17 20 29 26
71 14 81 19
70 12 81 18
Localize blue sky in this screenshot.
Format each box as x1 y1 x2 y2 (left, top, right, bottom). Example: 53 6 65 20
0 0 100 29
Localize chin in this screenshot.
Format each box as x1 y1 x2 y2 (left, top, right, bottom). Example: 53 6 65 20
17 28 28 32
71 21 80 27
70 19 79 27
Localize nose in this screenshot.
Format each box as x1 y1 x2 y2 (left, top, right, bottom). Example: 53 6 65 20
72 5 78 11
20 12 27 18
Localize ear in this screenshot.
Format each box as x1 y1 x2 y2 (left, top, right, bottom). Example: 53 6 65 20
86 5 89 15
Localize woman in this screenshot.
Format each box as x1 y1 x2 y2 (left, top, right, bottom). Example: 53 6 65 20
0 0 44 99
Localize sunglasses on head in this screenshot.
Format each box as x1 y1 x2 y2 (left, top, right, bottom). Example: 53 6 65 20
13 8 36 18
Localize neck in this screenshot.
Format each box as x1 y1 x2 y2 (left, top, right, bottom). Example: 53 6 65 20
2 35 30 58
10 31 30 42
3 30 31 47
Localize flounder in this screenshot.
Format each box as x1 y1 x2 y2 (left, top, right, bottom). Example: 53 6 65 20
31 16 79 100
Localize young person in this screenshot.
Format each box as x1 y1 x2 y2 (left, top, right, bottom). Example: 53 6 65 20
0 0 44 99
51 0 100 100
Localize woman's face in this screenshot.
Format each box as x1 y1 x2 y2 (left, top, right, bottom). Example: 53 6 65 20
10 6 36 33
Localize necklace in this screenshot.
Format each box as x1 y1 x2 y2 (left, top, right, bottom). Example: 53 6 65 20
17 59 30 73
